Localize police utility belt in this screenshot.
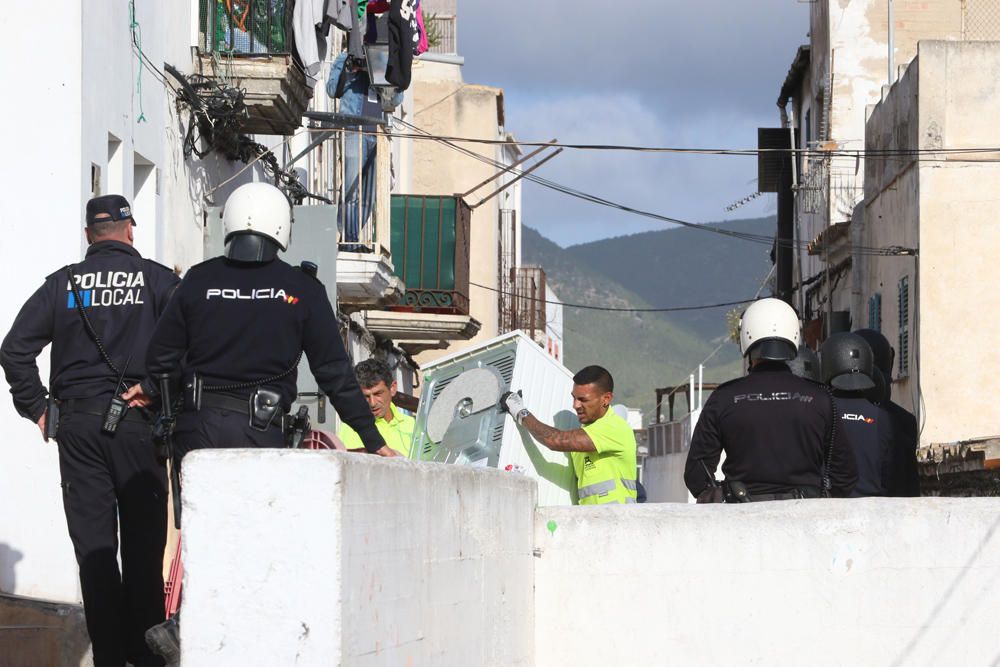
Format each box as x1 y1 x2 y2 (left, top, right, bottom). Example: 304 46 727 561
184 375 290 432
723 480 822 503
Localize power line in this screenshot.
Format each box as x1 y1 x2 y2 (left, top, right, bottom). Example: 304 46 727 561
334 126 1000 162
392 118 911 257
470 281 756 313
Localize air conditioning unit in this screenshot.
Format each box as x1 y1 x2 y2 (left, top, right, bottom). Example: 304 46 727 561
411 331 578 506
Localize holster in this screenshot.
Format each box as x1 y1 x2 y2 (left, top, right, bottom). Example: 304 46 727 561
250 387 283 432
45 397 60 440
723 480 752 503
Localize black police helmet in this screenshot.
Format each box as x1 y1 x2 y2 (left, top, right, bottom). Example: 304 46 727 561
820 332 876 391
853 328 894 376
862 366 890 404
787 345 820 382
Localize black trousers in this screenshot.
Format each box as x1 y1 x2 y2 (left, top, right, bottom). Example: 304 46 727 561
56 408 168 667
174 406 285 463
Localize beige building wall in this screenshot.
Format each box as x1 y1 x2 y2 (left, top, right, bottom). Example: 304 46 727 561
795 1 965 324
406 59 505 364
862 40 1000 446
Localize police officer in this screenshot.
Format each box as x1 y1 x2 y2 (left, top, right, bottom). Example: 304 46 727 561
500 365 638 504
0 195 179 667
820 332 893 497
684 298 857 501
131 182 394 660
854 328 920 496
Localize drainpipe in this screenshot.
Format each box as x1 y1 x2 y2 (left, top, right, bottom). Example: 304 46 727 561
850 203 864 329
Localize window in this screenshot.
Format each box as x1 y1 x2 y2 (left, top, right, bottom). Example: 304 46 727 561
868 293 882 331
897 277 909 377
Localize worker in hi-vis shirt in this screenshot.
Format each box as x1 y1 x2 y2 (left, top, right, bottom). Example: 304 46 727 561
339 358 415 457
500 365 638 504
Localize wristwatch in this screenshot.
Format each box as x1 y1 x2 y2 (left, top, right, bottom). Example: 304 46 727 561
515 408 531 424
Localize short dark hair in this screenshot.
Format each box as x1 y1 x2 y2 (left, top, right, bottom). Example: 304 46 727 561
89 218 130 239
573 365 614 393
355 358 393 389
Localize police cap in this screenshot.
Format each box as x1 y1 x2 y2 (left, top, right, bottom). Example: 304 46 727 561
86 195 136 226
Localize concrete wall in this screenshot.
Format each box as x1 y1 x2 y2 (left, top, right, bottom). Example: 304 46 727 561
182 452 1000 665
535 498 1000 665
181 450 535 666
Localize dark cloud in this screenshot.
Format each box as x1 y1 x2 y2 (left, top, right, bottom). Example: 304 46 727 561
461 0 809 118
449 0 807 244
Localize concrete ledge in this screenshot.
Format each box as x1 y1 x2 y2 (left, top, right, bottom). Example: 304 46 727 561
534 499 1000 665
181 450 535 666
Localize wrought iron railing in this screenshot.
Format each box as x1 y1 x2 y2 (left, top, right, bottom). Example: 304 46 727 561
387 195 471 316
200 0 289 55
508 266 547 342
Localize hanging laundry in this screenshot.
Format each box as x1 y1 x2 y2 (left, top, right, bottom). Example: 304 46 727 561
293 0 331 78
327 0 354 31
385 0 414 90
414 2 428 56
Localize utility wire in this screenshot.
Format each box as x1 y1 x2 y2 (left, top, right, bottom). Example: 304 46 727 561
470 281 756 313
392 118 910 257
314 126 1000 162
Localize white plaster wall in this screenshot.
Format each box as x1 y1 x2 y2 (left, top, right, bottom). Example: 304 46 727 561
0 0 85 605
535 499 1000 666
181 450 535 666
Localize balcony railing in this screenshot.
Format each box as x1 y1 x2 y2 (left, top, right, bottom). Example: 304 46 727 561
200 0 288 54
506 266 547 343
333 123 392 257
387 195 471 316
425 14 458 55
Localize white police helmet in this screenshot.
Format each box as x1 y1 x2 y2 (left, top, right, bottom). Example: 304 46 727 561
739 298 801 361
222 183 291 261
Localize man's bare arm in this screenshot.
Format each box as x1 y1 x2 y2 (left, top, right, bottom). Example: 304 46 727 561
521 414 596 452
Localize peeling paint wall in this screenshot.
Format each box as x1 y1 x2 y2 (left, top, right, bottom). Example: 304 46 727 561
862 40 1000 444
794 1 965 323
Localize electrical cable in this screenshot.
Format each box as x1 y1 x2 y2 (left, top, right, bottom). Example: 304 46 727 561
470 281 755 313
309 126 1000 162
390 118 912 257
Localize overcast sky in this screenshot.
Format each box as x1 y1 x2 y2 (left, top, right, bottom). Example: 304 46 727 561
457 1 809 246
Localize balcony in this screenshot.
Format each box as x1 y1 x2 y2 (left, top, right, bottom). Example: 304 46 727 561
504 266 548 347
195 0 313 135
330 123 404 309
365 194 480 348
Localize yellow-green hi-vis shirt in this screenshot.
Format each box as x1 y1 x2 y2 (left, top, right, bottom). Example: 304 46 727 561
338 403 416 457
572 411 638 505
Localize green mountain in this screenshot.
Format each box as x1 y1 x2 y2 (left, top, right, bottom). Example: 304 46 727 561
522 217 775 420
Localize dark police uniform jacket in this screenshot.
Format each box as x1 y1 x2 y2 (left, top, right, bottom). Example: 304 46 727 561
1 241 180 421
882 400 919 496
834 393 893 497
684 362 858 498
144 255 384 451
